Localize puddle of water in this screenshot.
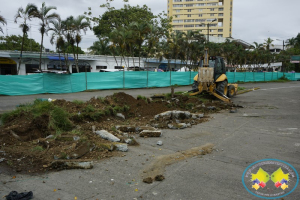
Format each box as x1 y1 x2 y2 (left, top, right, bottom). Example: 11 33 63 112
141 143 214 179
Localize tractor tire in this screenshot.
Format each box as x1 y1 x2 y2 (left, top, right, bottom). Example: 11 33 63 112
216 81 228 95
227 85 236 98
192 81 199 91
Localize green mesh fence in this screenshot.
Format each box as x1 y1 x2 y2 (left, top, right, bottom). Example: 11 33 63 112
0 72 298 95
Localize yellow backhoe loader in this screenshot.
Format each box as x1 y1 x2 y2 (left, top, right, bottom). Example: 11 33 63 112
189 48 238 103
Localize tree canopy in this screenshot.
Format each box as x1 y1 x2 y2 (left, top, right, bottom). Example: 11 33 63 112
0 35 41 51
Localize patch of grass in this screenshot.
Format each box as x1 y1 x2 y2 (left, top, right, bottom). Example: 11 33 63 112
73 100 84 105
49 107 73 131
6 160 13 166
31 146 44 152
90 111 105 121
186 103 194 110
32 101 54 117
111 126 117 132
238 87 246 91
137 95 147 101
123 105 130 112
83 104 95 112
71 129 83 135
97 97 105 103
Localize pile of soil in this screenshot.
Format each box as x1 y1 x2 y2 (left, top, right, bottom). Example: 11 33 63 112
0 92 234 174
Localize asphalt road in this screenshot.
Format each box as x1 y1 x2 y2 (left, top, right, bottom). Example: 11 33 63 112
1 81 300 199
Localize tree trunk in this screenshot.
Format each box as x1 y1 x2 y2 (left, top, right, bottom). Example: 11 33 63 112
39 33 44 70
17 32 26 75
76 43 80 73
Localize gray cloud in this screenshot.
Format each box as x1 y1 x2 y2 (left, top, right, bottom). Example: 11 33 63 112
1 0 299 51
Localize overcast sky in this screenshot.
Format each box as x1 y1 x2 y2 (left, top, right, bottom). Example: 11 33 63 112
0 0 299 51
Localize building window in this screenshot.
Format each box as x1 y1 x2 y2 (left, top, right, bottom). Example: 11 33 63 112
218 29 223 32
185 4 193 7
219 8 224 11
26 64 39 73
174 0 182 2
187 14 192 17
184 19 194 22
199 14 203 17
175 9 181 13
114 66 123 69
184 24 194 27
210 14 214 16
199 9 203 12
218 13 223 16
96 66 107 70
173 4 183 7
210 8 214 11
218 34 223 37
197 3 205 6
195 19 205 22
187 9 192 12
173 20 184 23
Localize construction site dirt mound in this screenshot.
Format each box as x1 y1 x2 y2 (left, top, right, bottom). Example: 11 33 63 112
0 92 234 174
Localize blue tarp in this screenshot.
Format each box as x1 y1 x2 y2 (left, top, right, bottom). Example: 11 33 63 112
48 56 74 61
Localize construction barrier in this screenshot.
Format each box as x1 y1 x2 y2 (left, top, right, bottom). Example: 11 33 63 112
0 72 299 96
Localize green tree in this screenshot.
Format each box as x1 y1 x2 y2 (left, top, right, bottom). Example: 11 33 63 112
48 17 64 68
14 3 38 74
0 14 7 34
72 15 90 71
88 37 112 55
0 35 40 51
90 4 154 38
264 37 274 51
34 2 59 70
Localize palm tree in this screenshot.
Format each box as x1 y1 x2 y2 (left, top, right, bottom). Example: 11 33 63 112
14 4 38 75
264 37 274 51
0 15 7 34
48 17 64 69
250 42 264 51
88 37 111 55
72 15 90 71
35 2 59 70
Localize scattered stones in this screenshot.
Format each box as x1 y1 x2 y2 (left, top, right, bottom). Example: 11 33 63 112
113 143 128 152
92 125 96 133
96 143 114 151
143 177 153 184
51 160 93 170
137 126 156 132
116 125 136 132
116 113 125 120
207 106 216 110
168 123 187 129
157 141 163 146
71 142 91 159
46 135 54 139
155 175 165 181
95 130 120 142
0 158 5 163
140 130 162 137
230 109 237 113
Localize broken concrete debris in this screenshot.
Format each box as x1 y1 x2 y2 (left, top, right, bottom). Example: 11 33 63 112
95 130 120 142
140 130 162 137
51 160 93 169
113 143 128 152
157 141 163 146
116 113 125 120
